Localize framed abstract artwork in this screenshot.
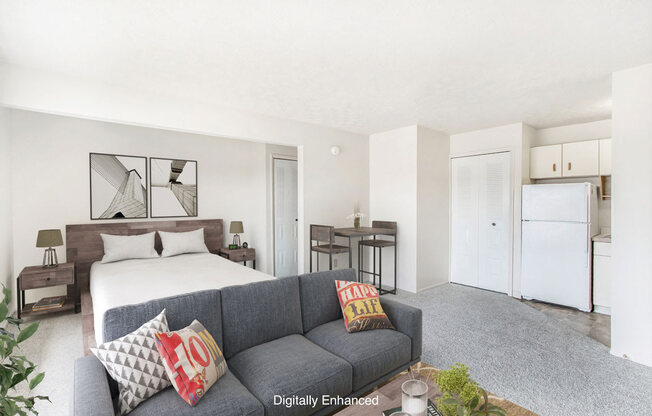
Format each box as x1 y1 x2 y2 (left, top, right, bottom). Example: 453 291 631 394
150 157 198 218
89 153 148 219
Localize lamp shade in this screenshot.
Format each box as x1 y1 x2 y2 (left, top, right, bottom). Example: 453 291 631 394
229 221 244 234
36 229 63 248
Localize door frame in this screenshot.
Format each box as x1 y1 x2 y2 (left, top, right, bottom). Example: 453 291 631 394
271 155 298 277
449 148 515 296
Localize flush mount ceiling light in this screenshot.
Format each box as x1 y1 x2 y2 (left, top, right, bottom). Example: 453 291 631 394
330 145 341 156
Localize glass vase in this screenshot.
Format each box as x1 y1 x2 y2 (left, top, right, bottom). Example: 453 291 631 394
401 379 428 416
354 217 360 229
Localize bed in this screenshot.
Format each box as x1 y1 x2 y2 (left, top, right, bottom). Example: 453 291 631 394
66 219 274 353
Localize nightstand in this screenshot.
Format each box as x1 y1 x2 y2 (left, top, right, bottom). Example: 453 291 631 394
218 247 256 269
16 262 78 318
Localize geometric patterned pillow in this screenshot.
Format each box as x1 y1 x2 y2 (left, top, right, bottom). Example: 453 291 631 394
155 320 227 406
91 309 171 415
335 280 395 333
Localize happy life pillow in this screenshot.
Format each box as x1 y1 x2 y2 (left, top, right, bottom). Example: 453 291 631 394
335 280 395 333
155 320 227 406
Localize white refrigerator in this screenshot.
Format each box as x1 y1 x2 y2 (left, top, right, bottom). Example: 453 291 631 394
521 183 598 312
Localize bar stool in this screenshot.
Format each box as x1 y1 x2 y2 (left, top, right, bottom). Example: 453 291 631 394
309 224 349 272
358 221 397 295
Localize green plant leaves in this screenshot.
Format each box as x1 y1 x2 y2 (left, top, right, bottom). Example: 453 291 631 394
17 322 39 344
0 286 48 415
0 302 8 322
29 373 45 390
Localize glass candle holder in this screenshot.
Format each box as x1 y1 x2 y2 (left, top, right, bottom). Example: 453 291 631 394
389 412 412 416
401 379 428 416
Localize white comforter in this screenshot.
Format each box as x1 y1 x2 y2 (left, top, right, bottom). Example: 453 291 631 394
90 253 274 345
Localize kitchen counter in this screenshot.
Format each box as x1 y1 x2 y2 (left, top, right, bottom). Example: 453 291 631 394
593 234 612 243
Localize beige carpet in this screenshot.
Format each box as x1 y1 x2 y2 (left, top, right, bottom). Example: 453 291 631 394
13 312 83 416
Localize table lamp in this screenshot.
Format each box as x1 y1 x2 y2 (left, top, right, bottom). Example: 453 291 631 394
36 229 63 268
229 221 244 248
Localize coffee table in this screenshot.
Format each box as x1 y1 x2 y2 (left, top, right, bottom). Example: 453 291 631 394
333 362 538 416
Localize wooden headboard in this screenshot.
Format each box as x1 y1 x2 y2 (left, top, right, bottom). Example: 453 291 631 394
66 219 224 292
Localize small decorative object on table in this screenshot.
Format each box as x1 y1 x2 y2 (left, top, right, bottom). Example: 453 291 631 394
229 221 244 247
402 379 429 416
36 229 63 267
346 205 366 229
432 363 506 416
384 400 443 416
242 242 248 248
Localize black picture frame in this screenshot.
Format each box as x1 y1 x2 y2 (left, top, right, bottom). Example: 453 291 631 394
149 157 198 218
89 152 148 220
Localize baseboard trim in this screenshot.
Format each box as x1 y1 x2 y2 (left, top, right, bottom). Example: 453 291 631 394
417 280 448 292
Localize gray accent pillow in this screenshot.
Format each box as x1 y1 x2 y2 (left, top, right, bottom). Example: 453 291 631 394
91 309 170 415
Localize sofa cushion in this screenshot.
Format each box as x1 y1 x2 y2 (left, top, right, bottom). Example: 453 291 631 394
128 370 264 416
228 334 352 416
298 269 356 333
221 277 303 359
335 280 395 333
103 290 223 350
305 319 411 390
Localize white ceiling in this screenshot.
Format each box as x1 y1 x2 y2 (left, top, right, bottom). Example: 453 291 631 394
1 1 651 135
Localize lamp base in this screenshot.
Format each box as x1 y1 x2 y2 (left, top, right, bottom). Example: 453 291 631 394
232 234 241 248
42 247 59 268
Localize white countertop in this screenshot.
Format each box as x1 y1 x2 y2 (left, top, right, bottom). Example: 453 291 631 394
593 233 611 243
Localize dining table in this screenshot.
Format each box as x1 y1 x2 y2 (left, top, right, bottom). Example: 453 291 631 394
334 226 397 269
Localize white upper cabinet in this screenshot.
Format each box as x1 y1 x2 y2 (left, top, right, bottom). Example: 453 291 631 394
530 144 562 179
562 140 599 177
599 138 612 175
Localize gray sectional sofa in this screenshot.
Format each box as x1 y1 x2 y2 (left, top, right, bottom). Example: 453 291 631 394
72 269 422 416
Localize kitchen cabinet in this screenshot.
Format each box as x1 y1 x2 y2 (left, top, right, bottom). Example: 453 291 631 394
599 138 612 175
593 240 611 315
530 145 562 179
562 140 599 177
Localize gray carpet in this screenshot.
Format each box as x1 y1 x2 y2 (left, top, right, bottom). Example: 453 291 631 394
392 283 652 416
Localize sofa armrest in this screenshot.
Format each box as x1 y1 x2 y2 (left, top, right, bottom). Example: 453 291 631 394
380 297 422 360
72 355 114 416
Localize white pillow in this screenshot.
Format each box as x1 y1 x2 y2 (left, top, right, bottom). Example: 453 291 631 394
100 232 159 263
159 228 209 257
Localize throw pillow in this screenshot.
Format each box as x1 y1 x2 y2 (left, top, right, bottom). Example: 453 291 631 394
100 232 159 263
90 309 171 415
335 280 395 333
155 320 227 406
159 228 209 257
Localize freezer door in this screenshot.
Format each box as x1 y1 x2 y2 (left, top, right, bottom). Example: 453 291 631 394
522 183 590 223
521 220 592 311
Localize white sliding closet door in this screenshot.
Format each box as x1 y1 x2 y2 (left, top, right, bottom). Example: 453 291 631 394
477 152 511 293
451 152 511 294
451 156 480 287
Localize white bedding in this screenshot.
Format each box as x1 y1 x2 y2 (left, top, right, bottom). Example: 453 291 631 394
90 253 274 345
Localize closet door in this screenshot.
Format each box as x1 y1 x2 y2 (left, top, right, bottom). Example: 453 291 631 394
450 156 479 287
477 152 511 293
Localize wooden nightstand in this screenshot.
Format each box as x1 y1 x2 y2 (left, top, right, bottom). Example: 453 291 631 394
218 247 256 269
16 262 78 318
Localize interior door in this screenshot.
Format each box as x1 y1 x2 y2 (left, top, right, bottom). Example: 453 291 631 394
477 152 511 293
273 158 298 277
450 156 480 287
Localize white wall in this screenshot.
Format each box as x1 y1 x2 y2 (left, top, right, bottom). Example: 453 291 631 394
369 126 418 292
6 109 269 304
416 126 450 291
533 119 612 147
0 65 370 287
450 122 530 297
0 107 12 295
369 125 450 293
610 63 652 367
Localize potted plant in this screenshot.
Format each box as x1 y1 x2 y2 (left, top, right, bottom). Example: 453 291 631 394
0 286 49 415
433 363 505 416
